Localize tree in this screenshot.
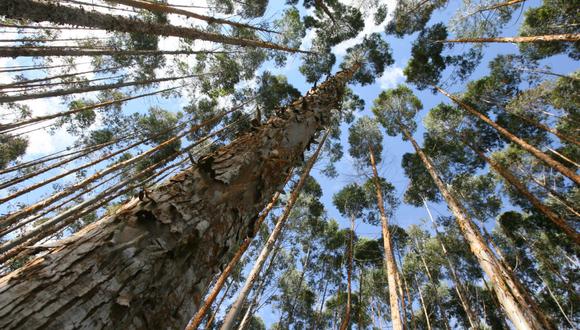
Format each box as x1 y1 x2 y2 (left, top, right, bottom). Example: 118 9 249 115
373 84 556 330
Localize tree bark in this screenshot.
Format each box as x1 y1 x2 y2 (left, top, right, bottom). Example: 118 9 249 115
442 34 580 43
107 0 279 34
502 110 580 147
415 276 432 330
219 130 330 330
368 145 404 330
436 86 580 185
286 245 312 327
0 0 308 54
466 143 580 244
0 64 354 329
402 126 555 330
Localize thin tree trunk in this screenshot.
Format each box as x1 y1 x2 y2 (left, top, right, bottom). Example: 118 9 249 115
537 274 575 328
219 130 330 330
442 34 580 43
339 214 355 330
423 200 479 329
465 142 580 244
527 175 580 218
436 86 580 185
107 0 279 34
0 72 201 103
402 126 555 330
312 261 329 330
0 0 309 54
463 0 526 18
358 267 364 330
415 276 433 330
368 145 404 330
286 245 313 328
402 272 416 330
0 46 232 58
0 86 180 133
0 63 354 329
0 66 123 90
502 110 580 147
204 281 232 330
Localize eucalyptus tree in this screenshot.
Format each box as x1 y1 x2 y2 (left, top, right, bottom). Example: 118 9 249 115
386 0 449 37
372 84 555 329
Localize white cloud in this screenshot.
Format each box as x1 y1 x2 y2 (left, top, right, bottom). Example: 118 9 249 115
378 66 405 89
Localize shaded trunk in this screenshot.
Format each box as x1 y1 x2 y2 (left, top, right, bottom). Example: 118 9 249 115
108 0 278 34
0 0 308 53
502 110 580 147
368 145 404 330
219 130 330 330
339 214 355 330
466 143 579 244
0 65 354 329
442 34 580 43
0 46 232 58
402 126 555 330
423 200 479 329
0 72 200 103
436 86 580 185
527 175 580 218
415 276 432 330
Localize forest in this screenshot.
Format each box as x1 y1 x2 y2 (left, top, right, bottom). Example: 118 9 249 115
0 0 578 329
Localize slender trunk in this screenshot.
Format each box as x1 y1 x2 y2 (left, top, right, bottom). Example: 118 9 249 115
0 63 354 329
0 46 232 58
0 72 201 103
547 147 579 168
358 267 364 330
339 214 355 330
505 111 580 147
312 262 329 330
403 272 416 330
415 276 433 330
463 0 526 18
107 0 278 34
436 86 580 185
0 62 90 74
0 0 308 53
0 86 180 133
442 34 580 43
286 245 313 327
538 274 575 328
0 66 123 90
315 0 336 23
204 281 232 330
402 126 555 330
465 143 580 244
423 200 479 329
219 130 330 330
368 145 404 330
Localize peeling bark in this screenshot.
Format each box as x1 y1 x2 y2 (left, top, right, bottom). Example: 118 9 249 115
0 65 356 329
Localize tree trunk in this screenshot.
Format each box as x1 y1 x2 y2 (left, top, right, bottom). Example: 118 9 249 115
415 276 433 330
0 72 200 103
442 34 580 43
0 46 232 58
339 214 355 330
436 86 580 185
0 63 355 329
466 143 580 244
423 200 479 329
219 130 330 330
204 280 232 330
286 245 313 327
185 181 286 330
107 0 278 34
502 110 580 147
0 0 308 54
402 127 555 330
368 145 404 330
463 0 526 18
527 175 580 218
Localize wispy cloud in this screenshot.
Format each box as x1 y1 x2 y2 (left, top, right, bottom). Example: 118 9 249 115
378 66 405 89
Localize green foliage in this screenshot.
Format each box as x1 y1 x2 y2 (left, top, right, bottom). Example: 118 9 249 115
347 116 383 166
0 133 28 169
386 0 449 37
333 183 369 219
340 33 394 86
372 84 423 136
404 23 449 89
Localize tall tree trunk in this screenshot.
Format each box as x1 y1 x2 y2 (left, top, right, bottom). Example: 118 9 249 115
442 34 580 43
415 276 433 330
401 126 555 330
339 214 355 330
0 0 308 54
286 245 313 327
465 143 580 244
107 0 278 34
502 110 580 147
368 145 404 330
423 200 479 329
0 63 355 329
204 280 232 330
436 86 580 185
0 46 232 58
219 130 330 330
358 267 364 330
312 260 329 330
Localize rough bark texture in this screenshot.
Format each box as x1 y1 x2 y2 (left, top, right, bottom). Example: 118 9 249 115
368 146 404 330
443 34 580 43
436 86 580 185
0 0 307 54
402 127 555 330
0 65 355 329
